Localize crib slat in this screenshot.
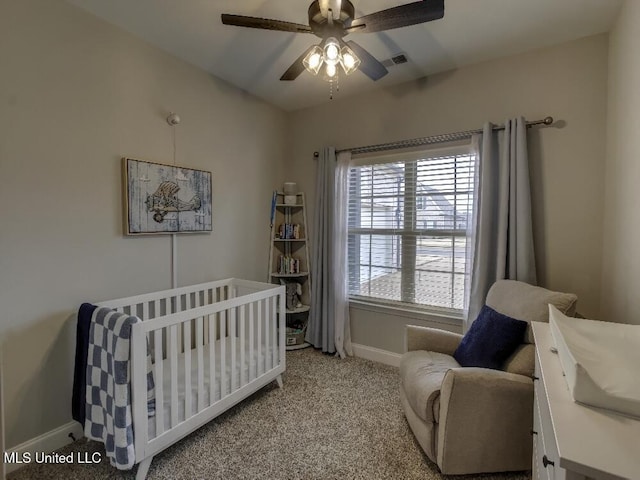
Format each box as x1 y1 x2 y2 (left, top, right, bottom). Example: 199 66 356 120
130 325 148 458
196 317 204 412
220 310 227 397
169 325 178 428
208 314 216 404
239 304 246 387
271 294 277 368
171 295 181 355
265 297 271 371
183 321 192 419
262 298 269 373
154 329 164 436
230 307 236 392
249 303 254 381
279 289 286 369
143 302 149 321
202 291 209 344
154 299 160 319
257 299 263 376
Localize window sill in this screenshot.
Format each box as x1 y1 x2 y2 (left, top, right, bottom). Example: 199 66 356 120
348 298 463 327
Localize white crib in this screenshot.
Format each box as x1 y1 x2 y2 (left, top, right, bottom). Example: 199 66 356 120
96 278 286 479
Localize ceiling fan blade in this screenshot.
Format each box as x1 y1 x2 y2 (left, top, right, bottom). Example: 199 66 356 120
345 40 388 81
346 0 444 34
280 45 317 81
221 14 312 33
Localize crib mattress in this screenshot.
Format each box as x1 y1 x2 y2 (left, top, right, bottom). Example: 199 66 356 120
148 337 278 439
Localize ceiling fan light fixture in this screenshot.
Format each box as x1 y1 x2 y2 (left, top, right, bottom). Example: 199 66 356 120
325 63 337 78
323 37 340 65
223 0 445 84
339 45 361 75
303 45 324 75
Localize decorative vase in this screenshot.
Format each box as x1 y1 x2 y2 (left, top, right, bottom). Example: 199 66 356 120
283 182 297 195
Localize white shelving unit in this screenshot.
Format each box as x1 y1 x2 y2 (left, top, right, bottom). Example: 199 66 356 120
268 192 312 350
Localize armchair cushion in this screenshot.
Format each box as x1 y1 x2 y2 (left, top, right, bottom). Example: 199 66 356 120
503 343 535 377
486 280 577 343
399 351 460 424
405 325 462 355
453 305 527 370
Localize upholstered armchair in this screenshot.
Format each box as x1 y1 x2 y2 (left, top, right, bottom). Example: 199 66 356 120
399 280 577 475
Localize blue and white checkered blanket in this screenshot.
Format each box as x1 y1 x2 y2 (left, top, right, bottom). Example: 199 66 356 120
84 307 155 470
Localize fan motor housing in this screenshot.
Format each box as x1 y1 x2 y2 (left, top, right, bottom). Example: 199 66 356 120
308 0 355 38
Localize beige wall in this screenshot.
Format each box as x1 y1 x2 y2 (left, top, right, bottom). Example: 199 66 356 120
287 35 609 353
0 0 287 447
602 1 640 325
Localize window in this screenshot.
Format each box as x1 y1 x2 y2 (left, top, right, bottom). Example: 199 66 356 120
347 146 476 314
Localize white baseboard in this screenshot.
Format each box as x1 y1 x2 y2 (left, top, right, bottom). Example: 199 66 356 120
351 343 401 367
4 421 83 474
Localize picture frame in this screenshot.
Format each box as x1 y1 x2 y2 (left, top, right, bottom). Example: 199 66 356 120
123 157 212 235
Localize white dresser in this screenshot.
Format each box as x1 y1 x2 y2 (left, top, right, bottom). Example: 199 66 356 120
531 322 640 480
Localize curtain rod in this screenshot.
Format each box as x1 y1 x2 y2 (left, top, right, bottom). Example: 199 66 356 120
313 116 554 158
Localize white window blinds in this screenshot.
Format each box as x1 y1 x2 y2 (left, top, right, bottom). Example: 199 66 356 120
347 146 477 313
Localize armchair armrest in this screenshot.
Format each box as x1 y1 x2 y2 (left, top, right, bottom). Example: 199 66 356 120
404 325 462 355
436 367 534 475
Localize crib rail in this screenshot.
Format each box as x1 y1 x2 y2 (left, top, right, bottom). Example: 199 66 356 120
126 280 285 461
101 278 239 319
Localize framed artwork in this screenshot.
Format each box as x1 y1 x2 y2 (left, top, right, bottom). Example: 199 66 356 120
123 157 212 235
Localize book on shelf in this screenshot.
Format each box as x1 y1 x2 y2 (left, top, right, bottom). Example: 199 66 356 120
277 223 301 240
277 255 300 274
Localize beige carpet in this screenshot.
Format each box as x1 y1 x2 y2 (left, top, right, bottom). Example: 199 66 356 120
8 348 531 480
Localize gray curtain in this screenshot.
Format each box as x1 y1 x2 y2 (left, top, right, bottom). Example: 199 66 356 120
306 147 352 356
467 118 537 328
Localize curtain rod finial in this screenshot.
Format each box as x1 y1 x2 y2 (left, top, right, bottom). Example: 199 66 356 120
543 116 553 125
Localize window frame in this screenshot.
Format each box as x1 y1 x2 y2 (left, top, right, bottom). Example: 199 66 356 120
347 144 476 316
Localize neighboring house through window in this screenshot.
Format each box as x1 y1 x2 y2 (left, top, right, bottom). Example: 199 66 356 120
347 145 476 314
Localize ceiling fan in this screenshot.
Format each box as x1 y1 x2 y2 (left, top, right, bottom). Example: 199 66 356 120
221 0 445 82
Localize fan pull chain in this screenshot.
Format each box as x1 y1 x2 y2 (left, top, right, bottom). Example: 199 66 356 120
328 72 340 100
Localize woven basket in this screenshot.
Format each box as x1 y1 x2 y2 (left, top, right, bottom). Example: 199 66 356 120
286 326 306 346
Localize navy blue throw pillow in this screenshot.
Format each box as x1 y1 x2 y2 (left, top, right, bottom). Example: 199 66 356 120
453 305 527 370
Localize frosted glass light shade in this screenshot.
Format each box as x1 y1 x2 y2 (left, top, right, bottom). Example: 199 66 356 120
339 45 361 75
323 37 340 66
303 45 324 75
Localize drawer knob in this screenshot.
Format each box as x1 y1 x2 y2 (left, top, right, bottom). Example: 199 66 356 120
542 455 555 468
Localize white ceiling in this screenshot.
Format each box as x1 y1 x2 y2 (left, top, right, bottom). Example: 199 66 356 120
66 0 622 112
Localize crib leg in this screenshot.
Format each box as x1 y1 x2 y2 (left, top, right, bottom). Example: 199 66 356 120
136 456 153 480
276 374 283 389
